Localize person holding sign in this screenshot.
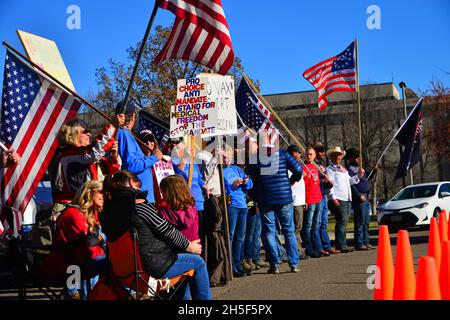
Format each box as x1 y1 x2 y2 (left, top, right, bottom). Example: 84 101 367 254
171 140 207 213
115 101 163 204
136 128 175 205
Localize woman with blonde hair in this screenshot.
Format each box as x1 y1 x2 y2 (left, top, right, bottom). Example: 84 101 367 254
40 180 109 299
49 117 122 207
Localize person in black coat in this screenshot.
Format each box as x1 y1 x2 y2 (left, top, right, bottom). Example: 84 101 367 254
102 170 211 300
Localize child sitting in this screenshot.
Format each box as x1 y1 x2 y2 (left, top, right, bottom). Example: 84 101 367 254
158 175 199 242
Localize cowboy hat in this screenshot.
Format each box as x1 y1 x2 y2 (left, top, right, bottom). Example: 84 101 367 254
311 141 325 153
326 146 346 158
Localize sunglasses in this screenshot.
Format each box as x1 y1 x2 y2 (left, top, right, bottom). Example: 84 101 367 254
81 129 91 135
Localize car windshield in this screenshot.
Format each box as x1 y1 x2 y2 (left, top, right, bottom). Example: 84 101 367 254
392 185 437 201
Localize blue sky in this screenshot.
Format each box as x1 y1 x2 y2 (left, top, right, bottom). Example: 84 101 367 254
0 0 449 98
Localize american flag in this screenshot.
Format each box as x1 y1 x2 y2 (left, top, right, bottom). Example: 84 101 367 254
154 0 234 75
0 51 81 218
235 77 280 145
303 41 357 110
138 109 170 149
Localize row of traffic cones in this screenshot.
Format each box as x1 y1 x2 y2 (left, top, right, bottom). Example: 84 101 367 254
374 209 450 300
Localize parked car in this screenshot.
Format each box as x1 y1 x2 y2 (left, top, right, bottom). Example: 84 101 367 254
377 181 450 230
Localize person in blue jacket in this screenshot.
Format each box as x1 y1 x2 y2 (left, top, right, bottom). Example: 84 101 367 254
247 138 303 274
115 101 163 204
223 146 253 278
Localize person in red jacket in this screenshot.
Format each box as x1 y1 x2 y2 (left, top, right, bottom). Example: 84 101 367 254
40 180 109 299
49 118 121 215
301 147 326 258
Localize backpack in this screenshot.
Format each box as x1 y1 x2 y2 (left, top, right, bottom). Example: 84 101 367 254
29 202 74 267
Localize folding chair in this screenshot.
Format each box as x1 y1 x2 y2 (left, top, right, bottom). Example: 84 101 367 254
101 229 194 300
1 234 67 300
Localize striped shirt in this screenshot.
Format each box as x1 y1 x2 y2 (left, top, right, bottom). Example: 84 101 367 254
135 201 189 251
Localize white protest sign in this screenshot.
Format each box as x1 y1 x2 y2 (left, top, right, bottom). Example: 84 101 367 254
153 158 175 187
170 75 237 138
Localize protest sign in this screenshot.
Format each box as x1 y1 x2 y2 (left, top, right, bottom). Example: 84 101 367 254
17 30 76 92
153 158 175 187
170 75 237 138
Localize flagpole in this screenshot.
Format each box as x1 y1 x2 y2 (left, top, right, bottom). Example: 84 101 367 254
216 134 234 280
355 39 364 169
243 74 307 151
3 42 111 121
120 2 159 113
243 74 323 177
2 42 156 154
0 141 9 152
367 97 424 180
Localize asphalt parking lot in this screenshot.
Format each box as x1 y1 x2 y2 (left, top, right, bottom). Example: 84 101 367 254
0 228 430 300
211 228 429 300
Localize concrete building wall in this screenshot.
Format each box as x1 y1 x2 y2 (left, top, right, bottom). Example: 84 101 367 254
263 82 442 200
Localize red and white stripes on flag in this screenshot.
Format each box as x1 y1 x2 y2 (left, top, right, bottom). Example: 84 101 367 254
247 94 280 146
247 93 274 123
303 41 357 110
154 0 234 75
1 51 81 216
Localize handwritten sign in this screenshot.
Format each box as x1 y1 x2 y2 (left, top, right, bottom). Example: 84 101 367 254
17 30 76 92
153 159 175 187
170 75 237 138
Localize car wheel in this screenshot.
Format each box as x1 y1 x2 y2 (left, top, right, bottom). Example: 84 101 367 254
388 226 399 234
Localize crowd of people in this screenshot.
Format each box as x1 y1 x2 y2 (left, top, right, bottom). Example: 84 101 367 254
1 100 379 300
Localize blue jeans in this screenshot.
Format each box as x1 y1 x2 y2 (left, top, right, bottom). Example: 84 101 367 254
275 217 287 260
319 196 331 251
259 203 299 267
301 202 323 255
329 200 352 249
243 211 262 262
162 253 211 300
227 206 248 272
353 197 371 247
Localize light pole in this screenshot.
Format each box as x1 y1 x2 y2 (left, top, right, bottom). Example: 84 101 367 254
399 81 414 185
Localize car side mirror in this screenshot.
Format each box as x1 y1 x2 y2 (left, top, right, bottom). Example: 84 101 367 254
440 191 450 198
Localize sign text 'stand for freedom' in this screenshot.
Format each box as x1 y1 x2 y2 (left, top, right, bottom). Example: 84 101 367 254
170 76 237 138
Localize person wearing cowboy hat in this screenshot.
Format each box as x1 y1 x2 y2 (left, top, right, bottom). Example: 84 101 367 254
325 146 364 253
345 148 378 250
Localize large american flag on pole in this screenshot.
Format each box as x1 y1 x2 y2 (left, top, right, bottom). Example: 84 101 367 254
154 0 234 75
235 77 280 145
303 41 357 110
0 51 81 218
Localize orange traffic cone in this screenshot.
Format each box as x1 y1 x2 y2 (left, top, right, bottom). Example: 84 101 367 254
428 217 442 275
440 241 450 300
416 256 442 300
439 211 448 244
374 225 394 300
393 230 416 300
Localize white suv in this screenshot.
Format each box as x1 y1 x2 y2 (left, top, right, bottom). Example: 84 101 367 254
377 181 450 230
